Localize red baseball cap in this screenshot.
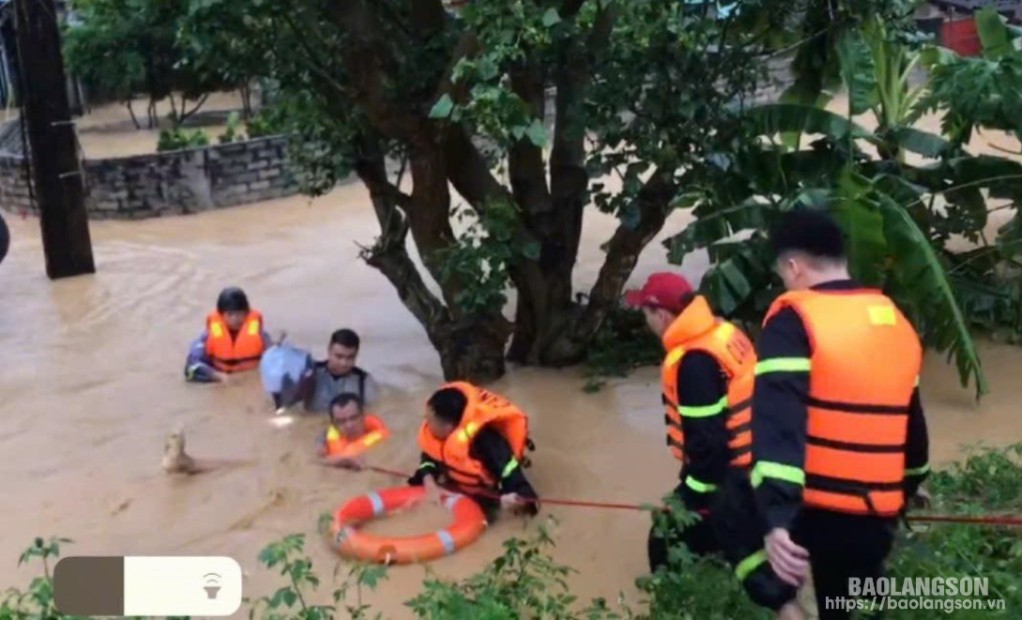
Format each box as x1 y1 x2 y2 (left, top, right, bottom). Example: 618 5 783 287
624 272 694 313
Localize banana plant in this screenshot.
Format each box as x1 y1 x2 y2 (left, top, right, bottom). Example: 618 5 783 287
664 14 1022 398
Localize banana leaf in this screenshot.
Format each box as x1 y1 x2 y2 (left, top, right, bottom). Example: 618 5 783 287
874 186 988 397
743 103 876 142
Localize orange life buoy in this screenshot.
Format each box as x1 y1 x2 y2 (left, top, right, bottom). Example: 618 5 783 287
329 486 487 564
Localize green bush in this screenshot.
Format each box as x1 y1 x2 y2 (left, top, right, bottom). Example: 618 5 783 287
5 445 1021 619
219 112 247 145
581 305 662 392
157 127 210 152
246 111 282 139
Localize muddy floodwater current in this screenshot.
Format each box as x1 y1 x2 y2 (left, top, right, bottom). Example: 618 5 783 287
2 100 1022 617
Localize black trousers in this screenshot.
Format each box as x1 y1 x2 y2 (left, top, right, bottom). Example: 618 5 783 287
791 509 897 620
647 500 720 572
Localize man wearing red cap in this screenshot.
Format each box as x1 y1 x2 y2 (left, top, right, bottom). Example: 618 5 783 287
625 272 758 572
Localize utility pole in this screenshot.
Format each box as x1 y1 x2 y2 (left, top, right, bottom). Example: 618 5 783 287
14 0 95 279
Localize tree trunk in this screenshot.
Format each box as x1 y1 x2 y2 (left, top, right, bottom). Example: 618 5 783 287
125 99 141 130
240 83 252 119
353 133 512 384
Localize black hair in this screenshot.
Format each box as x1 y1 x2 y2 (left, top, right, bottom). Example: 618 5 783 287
427 387 468 426
330 328 360 350
216 287 250 313
329 392 363 418
769 208 846 261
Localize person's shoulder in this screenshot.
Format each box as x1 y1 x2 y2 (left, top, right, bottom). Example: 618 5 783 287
761 305 804 332
757 305 810 355
679 349 722 372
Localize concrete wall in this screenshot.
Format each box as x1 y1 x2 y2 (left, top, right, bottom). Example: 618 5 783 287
0 122 297 219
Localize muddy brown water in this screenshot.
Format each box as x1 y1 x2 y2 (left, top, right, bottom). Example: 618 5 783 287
1 98 1021 618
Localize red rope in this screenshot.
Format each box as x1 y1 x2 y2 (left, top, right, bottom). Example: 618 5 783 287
365 466 1022 526
908 514 1022 526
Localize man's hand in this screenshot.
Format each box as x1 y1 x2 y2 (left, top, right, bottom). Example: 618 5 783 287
423 474 442 505
765 528 809 587
501 493 539 516
500 493 524 509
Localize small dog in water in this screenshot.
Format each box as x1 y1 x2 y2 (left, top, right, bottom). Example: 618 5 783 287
162 428 253 475
162 430 199 474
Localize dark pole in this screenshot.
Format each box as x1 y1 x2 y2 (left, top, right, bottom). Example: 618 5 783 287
13 0 95 279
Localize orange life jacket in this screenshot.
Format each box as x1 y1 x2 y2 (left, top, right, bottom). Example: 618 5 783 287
763 288 922 517
325 414 390 458
660 295 755 468
418 381 531 493
204 309 266 373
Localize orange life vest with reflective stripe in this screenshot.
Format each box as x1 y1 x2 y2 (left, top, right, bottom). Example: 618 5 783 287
764 288 922 517
418 382 531 493
660 295 755 468
325 414 390 458
204 310 265 373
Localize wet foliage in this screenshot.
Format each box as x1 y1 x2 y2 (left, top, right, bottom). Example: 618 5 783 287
5 444 1021 619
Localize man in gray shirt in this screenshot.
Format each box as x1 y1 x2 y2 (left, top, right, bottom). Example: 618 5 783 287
299 328 381 413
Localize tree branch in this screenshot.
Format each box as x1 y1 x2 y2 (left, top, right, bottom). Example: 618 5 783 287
547 4 617 270
508 61 552 227
445 127 512 211
354 136 450 339
406 143 468 311
351 135 412 233
577 168 676 336
324 1 423 140
409 0 448 38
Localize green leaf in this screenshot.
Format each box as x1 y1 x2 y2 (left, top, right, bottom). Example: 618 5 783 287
429 94 455 119
890 127 950 159
996 212 1022 259
874 187 988 398
521 241 541 261
525 118 547 147
743 104 875 142
836 29 877 116
832 174 888 287
975 8 1013 60
541 8 561 27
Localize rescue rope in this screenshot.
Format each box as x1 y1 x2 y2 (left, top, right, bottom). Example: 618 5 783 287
365 466 1022 526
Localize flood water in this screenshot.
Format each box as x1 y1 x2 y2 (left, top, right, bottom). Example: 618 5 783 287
1 99 1021 618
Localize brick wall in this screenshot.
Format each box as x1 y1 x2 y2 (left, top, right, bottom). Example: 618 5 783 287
0 121 298 219
0 155 32 215
0 62 794 220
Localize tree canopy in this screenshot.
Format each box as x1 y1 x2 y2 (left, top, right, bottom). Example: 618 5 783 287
64 0 1022 393
175 0 814 381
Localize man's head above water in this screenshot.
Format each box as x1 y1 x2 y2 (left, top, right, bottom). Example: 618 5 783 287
329 392 366 440
769 208 850 291
326 328 360 376
216 286 251 331
425 387 467 441
624 272 696 338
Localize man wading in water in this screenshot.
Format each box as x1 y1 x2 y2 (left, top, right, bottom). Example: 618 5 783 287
744 209 931 620
624 276 741 553
297 329 381 413
409 382 539 521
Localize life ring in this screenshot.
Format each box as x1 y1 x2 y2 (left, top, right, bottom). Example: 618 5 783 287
330 485 487 564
